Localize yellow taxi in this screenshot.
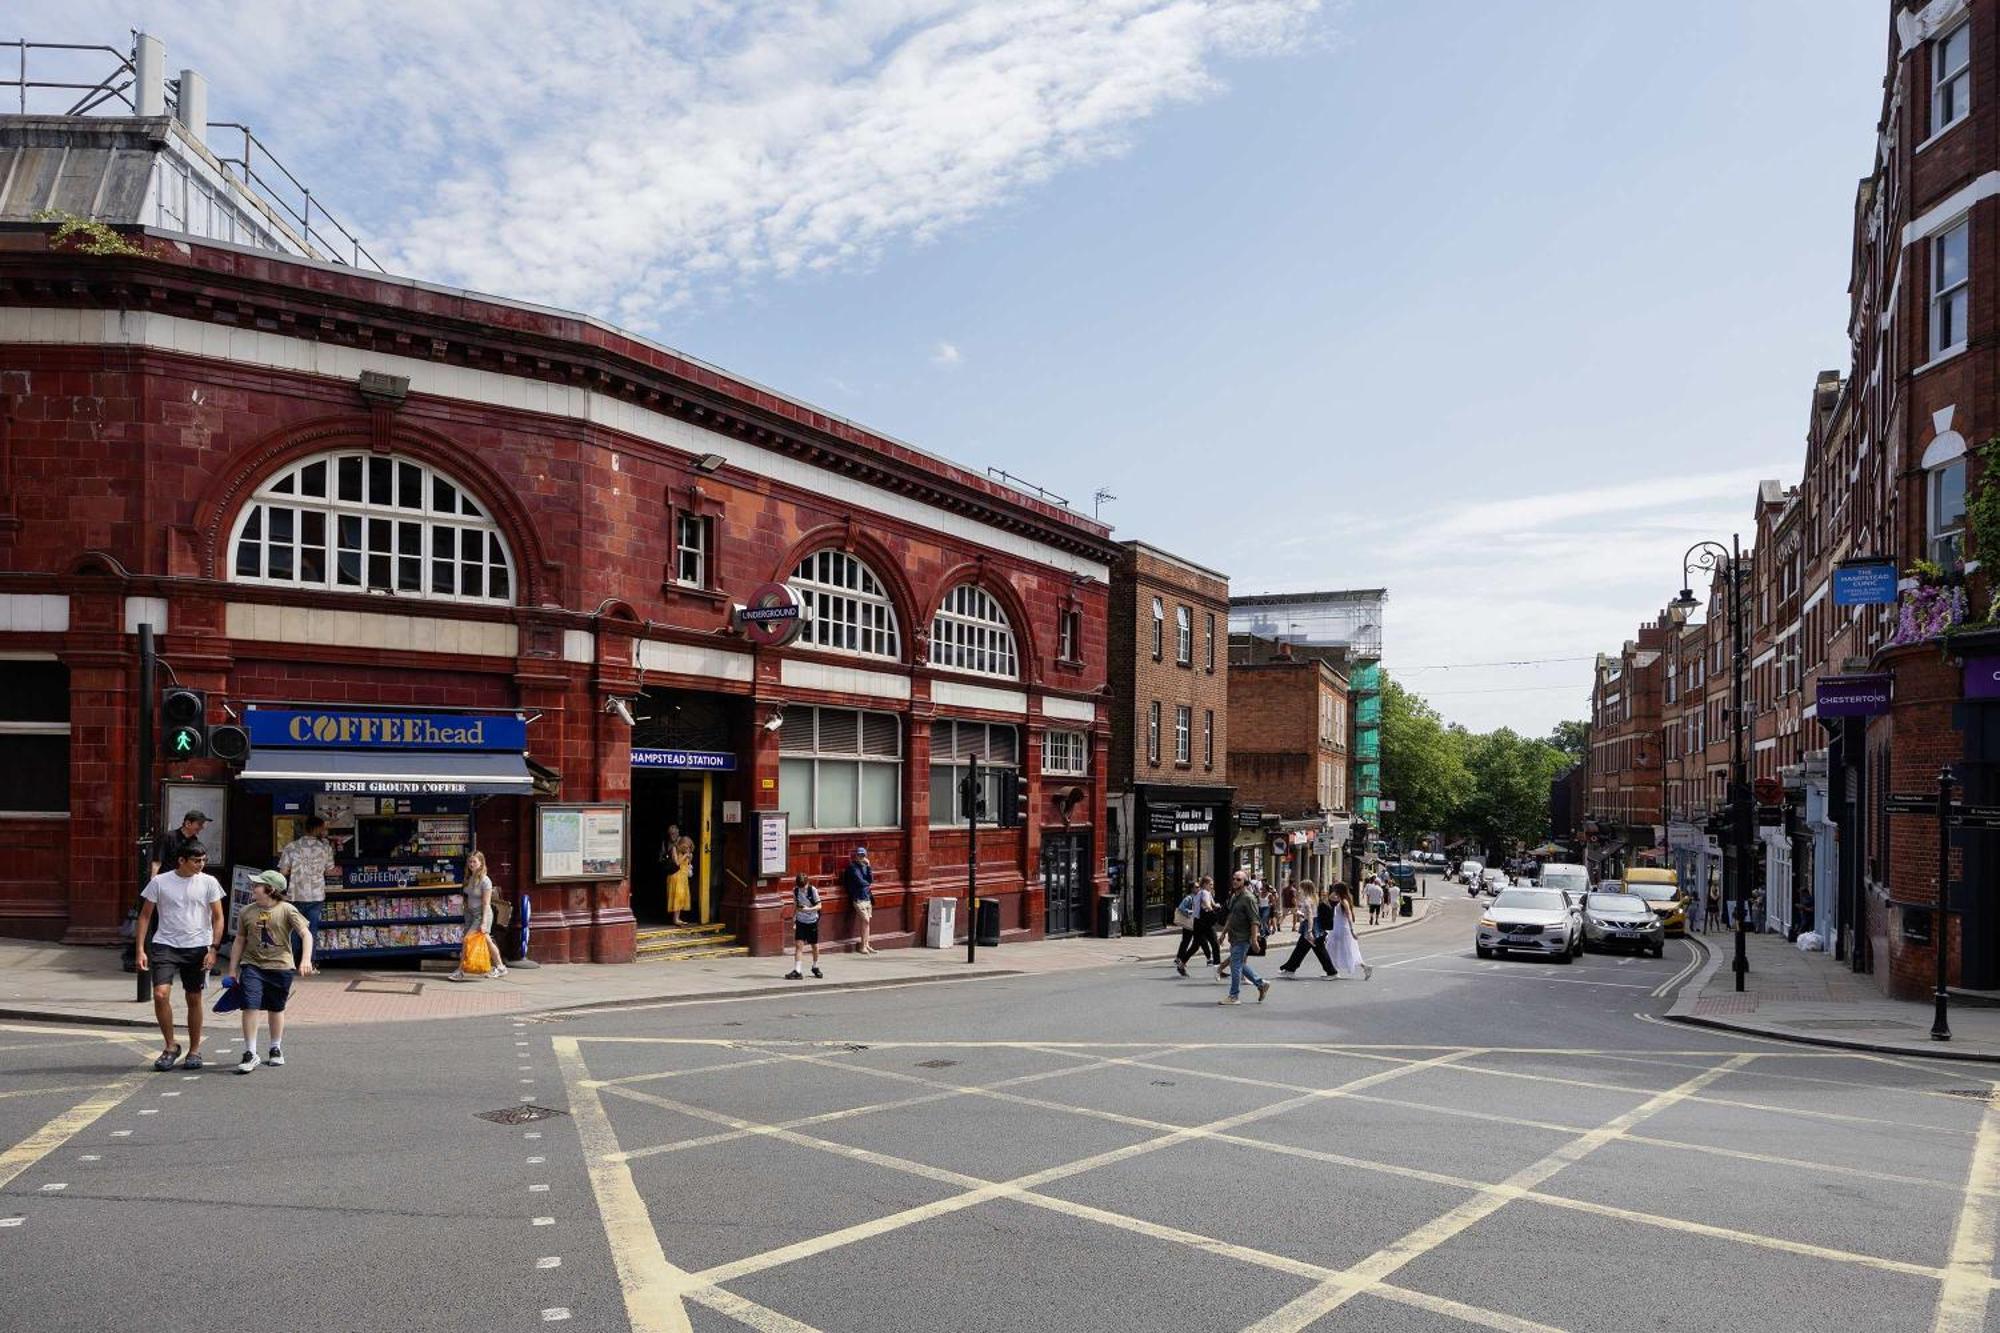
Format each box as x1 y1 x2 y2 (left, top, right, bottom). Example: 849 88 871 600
1622 867 1687 935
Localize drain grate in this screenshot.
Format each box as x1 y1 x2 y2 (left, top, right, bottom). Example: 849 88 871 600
916 1059 957 1069
1150 1080 1177 1087
477 1104 570 1125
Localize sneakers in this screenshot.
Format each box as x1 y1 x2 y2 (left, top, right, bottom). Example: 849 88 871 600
811 966 824 979
1361 964 1374 981
236 1050 260 1075
266 1047 285 1067
1256 981 1271 1003
1218 995 1240 1005
1175 962 1187 977
785 969 803 980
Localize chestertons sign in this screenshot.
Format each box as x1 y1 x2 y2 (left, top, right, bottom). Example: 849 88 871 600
245 708 527 752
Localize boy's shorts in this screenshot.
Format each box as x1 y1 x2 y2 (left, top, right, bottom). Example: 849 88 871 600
795 919 820 944
238 964 295 1013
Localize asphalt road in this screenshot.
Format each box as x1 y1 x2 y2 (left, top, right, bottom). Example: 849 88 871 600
3 881 1996 1333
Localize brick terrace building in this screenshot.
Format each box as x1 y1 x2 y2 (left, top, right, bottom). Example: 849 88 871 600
1584 618 1668 878
1662 616 1712 895
1225 634 1351 891
0 106 1116 961
1106 542 1231 934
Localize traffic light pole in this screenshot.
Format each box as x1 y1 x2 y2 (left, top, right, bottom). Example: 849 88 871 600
135 624 156 1002
1934 765 1956 1042
965 755 979 965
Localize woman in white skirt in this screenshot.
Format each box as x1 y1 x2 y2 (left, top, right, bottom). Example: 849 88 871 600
1327 883 1373 980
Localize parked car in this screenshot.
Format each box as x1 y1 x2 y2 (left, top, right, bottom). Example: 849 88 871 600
1623 868 1687 935
1581 891 1667 957
1476 888 1580 962
1387 862 1420 895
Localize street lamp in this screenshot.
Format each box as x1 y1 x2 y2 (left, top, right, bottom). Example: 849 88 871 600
1670 537 1750 993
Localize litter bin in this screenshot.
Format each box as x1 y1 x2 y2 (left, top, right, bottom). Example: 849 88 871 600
925 896 957 948
1399 891 1414 918
1098 894 1121 938
975 896 1002 948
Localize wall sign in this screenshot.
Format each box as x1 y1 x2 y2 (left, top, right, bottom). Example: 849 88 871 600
753 811 790 878
1965 656 2000 701
630 748 738 771
736 582 807 647
246 708 526 752
1832 560 1899 607
535 803 630 882
1816 673 1893 717
1146 804 1219 838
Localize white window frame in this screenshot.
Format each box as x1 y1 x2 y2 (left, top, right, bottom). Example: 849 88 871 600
1934 21 1972 137
1147 701 1161 765
1042 729 1088 777
1174 705 1191 765
777 705 902 832
1150 597 1164 659
929 585 1019 679
1057 608 1080 663
1204 613 1216 673
1930 456 1969 566
1174 605 1193 666
227 450 516 605
929 719 1018 827
789 550 902 660
673 512 708 588
1202 709 1214 769
1933 219 1971 358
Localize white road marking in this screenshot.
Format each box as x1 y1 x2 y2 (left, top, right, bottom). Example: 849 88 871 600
76 1155 98 1162
160 1092 180 1098
109 1131 131 1138
541 1309 571 1322
532 1216 555 1226
0 1075 147 1192
38 1183 65 1192
525 1132 543 1140
530 1183 550 1192
0 1217 22 1227
527 1156 546 1164
537 1256 562 1269
135 1109 158 1116
1933 1080 2000 1331
181 1075 199 1080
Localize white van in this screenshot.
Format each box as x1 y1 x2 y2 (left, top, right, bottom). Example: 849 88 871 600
1538 863 1589 897
1458 859 1485 884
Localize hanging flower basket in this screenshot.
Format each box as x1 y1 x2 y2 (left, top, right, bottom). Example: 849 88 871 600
1890 581 1968 646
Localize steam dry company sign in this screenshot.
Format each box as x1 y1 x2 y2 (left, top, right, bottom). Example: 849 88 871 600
245 709 528 751
1146 804 1220 838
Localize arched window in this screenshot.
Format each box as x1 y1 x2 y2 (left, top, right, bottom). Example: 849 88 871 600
929 584 1018 679
789 550 901 659
229 451 515 604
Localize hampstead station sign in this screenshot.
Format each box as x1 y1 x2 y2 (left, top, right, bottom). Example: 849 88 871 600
246 709 527 752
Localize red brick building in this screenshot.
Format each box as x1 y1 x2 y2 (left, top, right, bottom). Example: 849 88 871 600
0 153 1114 961
1584 618 1668 877
1225 636 1350 890
1106 541 1231 933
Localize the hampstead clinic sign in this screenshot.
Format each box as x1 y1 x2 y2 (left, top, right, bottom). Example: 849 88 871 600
1832 560 1899 607
246 709 527 751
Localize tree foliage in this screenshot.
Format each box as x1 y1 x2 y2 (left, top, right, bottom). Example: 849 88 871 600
1378 676 1470 844
1544 719 1588 764
1378 675 1573 856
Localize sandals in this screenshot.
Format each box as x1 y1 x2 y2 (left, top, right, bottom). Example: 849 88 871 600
153 1046 182 1072
182 1051 205 1071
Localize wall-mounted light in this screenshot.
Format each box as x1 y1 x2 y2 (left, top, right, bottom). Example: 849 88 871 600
694 452 727 474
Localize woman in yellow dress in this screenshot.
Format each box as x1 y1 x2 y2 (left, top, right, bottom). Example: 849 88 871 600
667 835 694 925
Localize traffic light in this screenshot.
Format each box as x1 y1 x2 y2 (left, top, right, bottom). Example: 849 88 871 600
161 687 208 758
958 769 989 823
209 723 250 764
996 769 1030 828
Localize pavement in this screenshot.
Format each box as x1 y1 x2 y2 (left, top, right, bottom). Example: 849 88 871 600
0 894 1437 1031
1666 924 2000 1061
4 890 1993 1333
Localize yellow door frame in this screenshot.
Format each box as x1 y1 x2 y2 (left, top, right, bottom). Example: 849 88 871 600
699 773 714 921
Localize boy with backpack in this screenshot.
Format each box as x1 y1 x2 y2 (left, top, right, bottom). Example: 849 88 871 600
785 873 824 980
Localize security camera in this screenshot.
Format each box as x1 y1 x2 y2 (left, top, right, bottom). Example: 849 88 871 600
606 697 636 727
763 711 785 733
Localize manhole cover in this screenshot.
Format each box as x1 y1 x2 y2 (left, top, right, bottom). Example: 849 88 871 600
476 1104 570 1125
916 1059 957 1069
1791 1019 1924 1031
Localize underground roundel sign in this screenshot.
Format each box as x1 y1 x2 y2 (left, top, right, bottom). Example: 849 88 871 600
737 581 807 647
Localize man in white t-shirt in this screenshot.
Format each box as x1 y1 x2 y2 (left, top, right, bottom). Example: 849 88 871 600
136 843 226 1071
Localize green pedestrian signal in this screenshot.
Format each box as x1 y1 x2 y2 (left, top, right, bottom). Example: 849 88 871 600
160 687 209 759
167 725 204 756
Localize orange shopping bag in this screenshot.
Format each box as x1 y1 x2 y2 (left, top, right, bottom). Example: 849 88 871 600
459 928 494 976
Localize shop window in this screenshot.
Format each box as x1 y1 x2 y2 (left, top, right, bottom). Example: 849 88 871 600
229 450 515 605
1174 606 1192 666
777 705 900 831
1174 706 1191 765
1147 701 1161 766
1933 220 1970 358
1057 608 1082 664
674 513 710 589
929 585 1018 679
789 550 902 660
930 719 1017 826
1150 597 1164 660
1043 729 1088 777
0 661 69 815
1934 21 1971 136
1930 456 1968 566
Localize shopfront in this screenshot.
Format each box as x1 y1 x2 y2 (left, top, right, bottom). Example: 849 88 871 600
233 706 536 963
1131 782 1232 932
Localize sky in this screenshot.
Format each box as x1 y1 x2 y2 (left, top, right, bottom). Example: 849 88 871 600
24 0 1891 734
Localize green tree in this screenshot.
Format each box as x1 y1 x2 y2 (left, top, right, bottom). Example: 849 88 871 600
1460 728 1572 857
1544 719 1588 764
1378 674 1471 844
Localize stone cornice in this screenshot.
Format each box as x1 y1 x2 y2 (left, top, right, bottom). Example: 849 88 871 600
0 229 1121 565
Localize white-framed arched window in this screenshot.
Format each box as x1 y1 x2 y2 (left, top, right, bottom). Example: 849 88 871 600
929 584 1018 679
789 549 901 659
229 451 515 604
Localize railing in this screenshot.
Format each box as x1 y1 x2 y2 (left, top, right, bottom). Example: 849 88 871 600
209 122 383 271
2 40 141 116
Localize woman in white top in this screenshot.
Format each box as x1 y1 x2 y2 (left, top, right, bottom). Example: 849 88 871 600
450 851 509 981
1326 883 1373 980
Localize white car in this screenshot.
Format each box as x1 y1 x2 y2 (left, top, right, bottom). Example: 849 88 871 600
1479 867 1510 894
1458 859 1485 885
1476 888 1580 962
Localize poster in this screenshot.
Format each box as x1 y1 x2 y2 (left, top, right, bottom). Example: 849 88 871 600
535 803 630 882
161 781 228 869
754 811 789 878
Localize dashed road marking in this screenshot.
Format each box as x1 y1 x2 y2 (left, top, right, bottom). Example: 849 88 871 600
530 1183 550 1192
76 1155 98 1162
527 1156 546 1164
37 1183 65 1192
541 1308 571 1322
537 1256 562 1269
0 1074 147 1192
109 1131 130 1138
532 1216 556 1226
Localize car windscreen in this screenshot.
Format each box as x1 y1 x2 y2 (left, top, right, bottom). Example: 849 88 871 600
1492 890 1564 912
1629 884 1679 901
1586 893 1650 912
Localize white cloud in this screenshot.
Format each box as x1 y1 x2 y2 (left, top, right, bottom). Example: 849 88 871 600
62 1 1324 323
930 340 963 367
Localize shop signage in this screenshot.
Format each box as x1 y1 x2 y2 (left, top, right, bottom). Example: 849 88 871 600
246 709 526 752
1965 656 2000 701
1236 805 1264 825
1146 804 1219 838
1815 673 1892 717
324 778 475 796
1832 560 1899 606
630 748 738 771
736 582 807 647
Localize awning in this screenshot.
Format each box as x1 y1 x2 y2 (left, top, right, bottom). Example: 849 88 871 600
239 749 535 797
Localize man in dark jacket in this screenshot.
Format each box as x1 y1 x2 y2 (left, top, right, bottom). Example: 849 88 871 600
842 847 876 954
1220 870 1270 1005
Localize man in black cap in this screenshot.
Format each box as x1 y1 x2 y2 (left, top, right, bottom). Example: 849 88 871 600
152 809 211 878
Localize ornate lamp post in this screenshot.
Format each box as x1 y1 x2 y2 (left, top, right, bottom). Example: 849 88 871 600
1671 537 1751 993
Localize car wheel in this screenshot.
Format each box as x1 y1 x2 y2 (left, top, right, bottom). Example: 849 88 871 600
1651 944 1666 959
1555 944 1574 964
1475 945 1492 959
